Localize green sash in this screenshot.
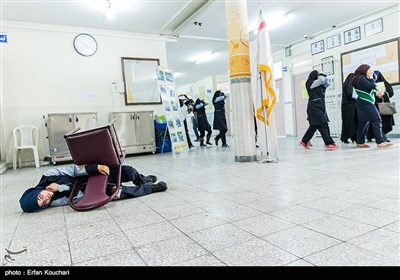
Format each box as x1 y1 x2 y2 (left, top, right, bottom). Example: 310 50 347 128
355 88 376 104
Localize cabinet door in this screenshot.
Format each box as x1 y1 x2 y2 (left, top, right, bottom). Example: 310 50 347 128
135 112 155 145
74 113 98 131
114 113 137 147
48 114 75 161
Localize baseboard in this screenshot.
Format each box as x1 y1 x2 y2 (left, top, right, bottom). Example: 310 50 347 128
0 161 7 174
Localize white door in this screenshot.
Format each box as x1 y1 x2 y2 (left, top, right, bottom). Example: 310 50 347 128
293 72 310 137
274 79 286 136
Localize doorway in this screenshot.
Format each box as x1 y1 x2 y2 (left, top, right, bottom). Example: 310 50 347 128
293 72 309 138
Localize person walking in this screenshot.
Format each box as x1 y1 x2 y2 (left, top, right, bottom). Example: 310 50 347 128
299 70 338 150
194 97 212 147
340 73 358 143
178 94 195 149
366 70 395 142
212 90 229 147
352 64 393 148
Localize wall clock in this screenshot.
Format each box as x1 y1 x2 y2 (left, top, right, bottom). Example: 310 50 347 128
73 33 98 57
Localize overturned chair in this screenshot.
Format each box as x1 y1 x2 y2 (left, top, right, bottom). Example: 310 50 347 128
64 118 126 211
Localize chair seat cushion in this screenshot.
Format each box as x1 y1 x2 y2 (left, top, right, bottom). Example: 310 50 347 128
75 174 109 208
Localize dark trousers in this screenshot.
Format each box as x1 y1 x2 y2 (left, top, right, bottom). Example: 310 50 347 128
301 123 335 145
215 129 228 145
198 121 212 142
183 119 193 147
357 119 385 144
192 117 200 139
109 165 152 198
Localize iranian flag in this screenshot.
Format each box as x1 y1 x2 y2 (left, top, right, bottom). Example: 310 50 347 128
252 7 279 162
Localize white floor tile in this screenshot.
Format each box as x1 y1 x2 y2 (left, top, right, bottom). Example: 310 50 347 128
2 137 398 266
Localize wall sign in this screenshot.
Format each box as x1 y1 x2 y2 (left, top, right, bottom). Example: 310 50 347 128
341 38 399 85
0 34 7 43
326 34 341 49
364 18 383 37
344 27 361 44
321 56 334 75
311 40 324 55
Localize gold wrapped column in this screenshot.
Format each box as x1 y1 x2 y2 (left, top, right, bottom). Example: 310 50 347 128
225 0 256 162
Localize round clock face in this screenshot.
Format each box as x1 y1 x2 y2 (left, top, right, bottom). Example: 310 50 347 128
73 33 98 57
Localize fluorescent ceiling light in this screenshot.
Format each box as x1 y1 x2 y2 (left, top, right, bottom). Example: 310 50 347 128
193 52 217 64
293 60 310 68
82 0 135 19
249 11 290 34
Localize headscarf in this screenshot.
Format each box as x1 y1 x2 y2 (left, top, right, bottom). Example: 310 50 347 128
374 70 394 98
342 73 355 96
374 70 392 87
184 98 194 106
212 90 222 103
19 187 47 212
305 70 319 91
352 64 370 86
19 173 74 212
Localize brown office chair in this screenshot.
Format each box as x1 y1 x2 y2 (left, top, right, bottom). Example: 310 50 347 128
64 118 126 211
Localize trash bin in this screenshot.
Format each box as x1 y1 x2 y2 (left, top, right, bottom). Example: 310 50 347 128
154 121 172 153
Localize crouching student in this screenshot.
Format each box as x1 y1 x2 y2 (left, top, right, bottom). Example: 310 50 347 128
19 164 167 212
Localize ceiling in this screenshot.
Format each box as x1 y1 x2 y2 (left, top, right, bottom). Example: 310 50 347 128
2 0 397 87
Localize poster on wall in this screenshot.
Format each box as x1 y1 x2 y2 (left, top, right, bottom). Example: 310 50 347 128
341 38 399 85
155 66 188 153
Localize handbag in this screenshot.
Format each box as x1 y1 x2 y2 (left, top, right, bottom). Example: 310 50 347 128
377 93 396 115
378 102 396 115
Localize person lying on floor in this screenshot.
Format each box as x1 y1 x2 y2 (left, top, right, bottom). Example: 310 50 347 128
19 164 167 212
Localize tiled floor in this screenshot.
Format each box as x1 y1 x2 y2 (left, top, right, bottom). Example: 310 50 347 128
1 137 399 266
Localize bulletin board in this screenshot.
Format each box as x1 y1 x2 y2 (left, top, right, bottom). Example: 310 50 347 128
341 38 399 85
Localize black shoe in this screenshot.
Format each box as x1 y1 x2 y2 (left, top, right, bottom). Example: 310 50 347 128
200 142 207 147
222 144 229 147
214 137 219 146
149 181 168 193
194 138 200 142
206 141 212 145
144 175 157 183
106 183 117 196
189 145 195 149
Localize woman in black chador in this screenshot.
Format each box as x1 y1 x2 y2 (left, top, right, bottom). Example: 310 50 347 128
340 73 358 143
212 90 229 147
194 97 212 147
299 70 338 150
367 70 395 142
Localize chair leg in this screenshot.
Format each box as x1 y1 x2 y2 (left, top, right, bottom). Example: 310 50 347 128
18 152 22 169
13 149 18 170
32 147 40 168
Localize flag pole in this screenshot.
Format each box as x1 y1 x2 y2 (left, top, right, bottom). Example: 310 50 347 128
259 70 274 163
257 2 276 163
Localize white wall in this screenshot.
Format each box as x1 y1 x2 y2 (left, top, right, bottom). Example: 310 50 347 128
1 20 168 165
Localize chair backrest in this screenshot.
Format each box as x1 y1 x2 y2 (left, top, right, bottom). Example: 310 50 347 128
64 119 123 168
13 125 38 148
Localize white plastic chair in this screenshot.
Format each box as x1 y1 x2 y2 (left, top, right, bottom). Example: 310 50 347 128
13 125 40 170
